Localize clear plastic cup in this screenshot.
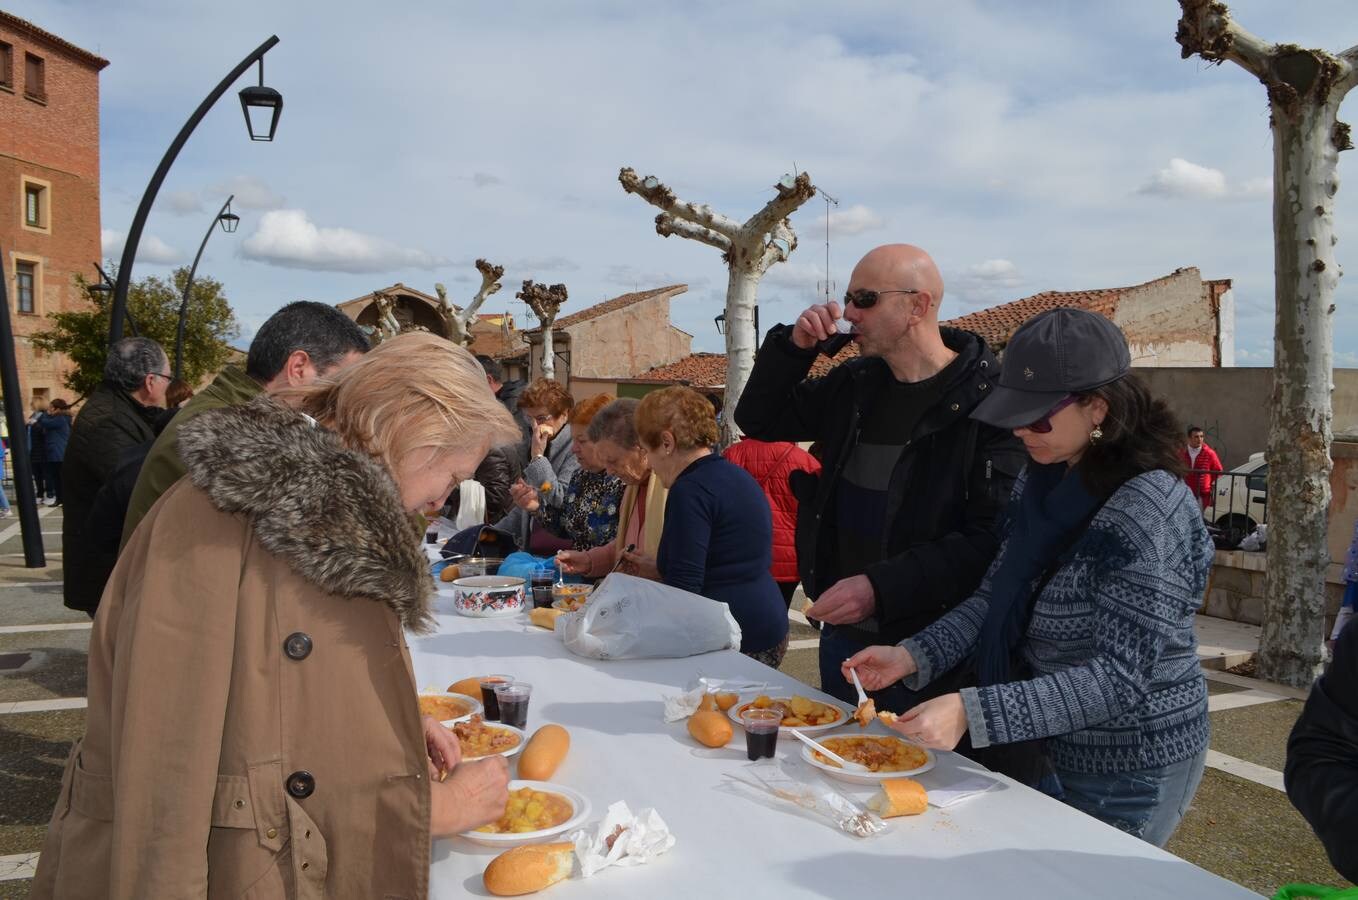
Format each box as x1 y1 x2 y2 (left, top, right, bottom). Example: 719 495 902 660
493 681 532 729
740 708 782 761
479 675 512 721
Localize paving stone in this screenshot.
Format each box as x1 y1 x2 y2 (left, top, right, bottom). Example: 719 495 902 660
1209 699 1304 773
0 709 82 857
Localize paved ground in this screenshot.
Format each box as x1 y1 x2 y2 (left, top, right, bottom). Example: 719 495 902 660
0 506 1351 897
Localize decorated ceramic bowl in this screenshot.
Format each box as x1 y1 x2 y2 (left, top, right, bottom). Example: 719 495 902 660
452 575 526 618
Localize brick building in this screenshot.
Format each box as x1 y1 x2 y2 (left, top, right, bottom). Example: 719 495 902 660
0 12 107 407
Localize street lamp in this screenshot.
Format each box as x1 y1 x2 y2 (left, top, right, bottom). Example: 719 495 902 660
109 35 281 345
174 195 239 380
713 306 759 337
0 248 45 567
88 263 142 337
239 58 283 142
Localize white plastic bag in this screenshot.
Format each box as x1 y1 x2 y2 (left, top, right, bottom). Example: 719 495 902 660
559 573 741 660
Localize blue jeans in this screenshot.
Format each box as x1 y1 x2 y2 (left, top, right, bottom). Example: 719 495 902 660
1054 750 1207 847
818 625 921 714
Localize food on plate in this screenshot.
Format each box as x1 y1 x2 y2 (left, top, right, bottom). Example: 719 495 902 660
877 710 899 724
688 709 733 747
714 692 738 711
484 841 574 896
450 716 522 759
477 787 574 834
530 607 565 630
867 778 929 817
519 724 570 780
418 694 474 721
447 677 486 699
811 735 929 773
440 564 461 582
853 697 877 728
550 583 591 611
740 694 841 727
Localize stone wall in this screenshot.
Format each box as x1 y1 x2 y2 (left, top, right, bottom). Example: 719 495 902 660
1205 549 1344 633
1114 268 1224 367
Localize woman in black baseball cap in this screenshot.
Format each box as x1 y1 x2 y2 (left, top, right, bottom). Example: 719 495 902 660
844 308 1213 847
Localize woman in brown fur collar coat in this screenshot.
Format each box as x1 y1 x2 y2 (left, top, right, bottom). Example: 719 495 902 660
33 333 524 900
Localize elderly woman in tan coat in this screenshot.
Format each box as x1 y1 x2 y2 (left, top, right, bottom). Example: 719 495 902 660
33 333 523 899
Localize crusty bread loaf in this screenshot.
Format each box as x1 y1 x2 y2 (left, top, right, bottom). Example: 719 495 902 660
484 842 574 896
446 676 485 699
529 607 565 630
867 777 928 817
519 724 570 780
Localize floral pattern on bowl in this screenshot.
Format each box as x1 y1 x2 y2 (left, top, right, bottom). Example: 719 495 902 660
452 576 526 618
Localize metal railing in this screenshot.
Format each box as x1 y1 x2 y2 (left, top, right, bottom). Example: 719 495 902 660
1198 469 1268 550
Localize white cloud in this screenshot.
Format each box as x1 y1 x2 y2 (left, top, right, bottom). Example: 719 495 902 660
1138 158 1229 199
822 204 886 237
240 210 448 273
472 172 504 188
101 229 182 265
951 259 1025 308
166 190 203 215
1240 176 1273 198
211 175 285 211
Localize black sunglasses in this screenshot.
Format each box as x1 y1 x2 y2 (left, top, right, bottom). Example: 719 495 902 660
843 287 922 309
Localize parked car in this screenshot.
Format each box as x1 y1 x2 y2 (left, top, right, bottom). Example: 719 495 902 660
1204 452 1267 547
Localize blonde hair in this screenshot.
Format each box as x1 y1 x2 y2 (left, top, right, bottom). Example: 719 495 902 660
276 332 521 471
636 386 718 451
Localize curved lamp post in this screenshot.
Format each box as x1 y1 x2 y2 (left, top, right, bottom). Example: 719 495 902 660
109 35 281 345
173 195 238 380
88 263 141 337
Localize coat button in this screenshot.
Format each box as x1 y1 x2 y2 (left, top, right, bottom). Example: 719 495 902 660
266 827 278 839
286 771 316 799
951 403 960 412
284 632 313 660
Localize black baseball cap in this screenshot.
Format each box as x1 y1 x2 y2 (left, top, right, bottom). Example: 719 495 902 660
972 308 1131 430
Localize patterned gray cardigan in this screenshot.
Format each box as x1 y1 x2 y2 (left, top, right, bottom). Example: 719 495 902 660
901 468 1213 775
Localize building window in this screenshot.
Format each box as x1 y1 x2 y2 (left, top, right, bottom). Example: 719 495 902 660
16 261 37 314
25 184 42 227
0 42 13 90
24 52 44 102
20 177 51 233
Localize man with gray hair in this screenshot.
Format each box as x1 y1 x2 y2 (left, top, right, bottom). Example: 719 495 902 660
63 337 172 614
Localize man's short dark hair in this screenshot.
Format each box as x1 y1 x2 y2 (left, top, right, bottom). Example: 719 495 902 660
476 354 505 384
1187 425 1204 436
105 337 168 392
246 301 370 383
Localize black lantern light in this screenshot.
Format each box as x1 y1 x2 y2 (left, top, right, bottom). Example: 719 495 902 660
87 262 115 297
239 58 283 142
714 312 726 335
218 201 240 234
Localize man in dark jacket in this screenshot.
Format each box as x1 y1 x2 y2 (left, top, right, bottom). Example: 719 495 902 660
735 244 1024 709
1286 618 1358 883
477 354 532 463
63 338 170 614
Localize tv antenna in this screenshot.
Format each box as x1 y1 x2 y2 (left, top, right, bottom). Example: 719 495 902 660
816 188 840 304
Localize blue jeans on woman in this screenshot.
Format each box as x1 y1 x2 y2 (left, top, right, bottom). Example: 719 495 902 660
1053 749 1207 847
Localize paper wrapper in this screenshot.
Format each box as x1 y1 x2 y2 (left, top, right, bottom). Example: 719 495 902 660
927 773 1001 808
568 801 675 877
661 676 769 723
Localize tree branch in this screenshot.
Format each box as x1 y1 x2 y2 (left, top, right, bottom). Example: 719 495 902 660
655 214 733 252
1176 0 1274 80
465 258 505 321
517 280 568 326
742 172 817 243
757 220 800 274
1336 46 1358 94
618 167 742 239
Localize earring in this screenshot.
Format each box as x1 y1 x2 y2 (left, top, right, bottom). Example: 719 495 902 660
1090 425 1104 443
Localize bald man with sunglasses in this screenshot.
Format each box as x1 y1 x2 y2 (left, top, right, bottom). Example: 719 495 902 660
735 244 1024 712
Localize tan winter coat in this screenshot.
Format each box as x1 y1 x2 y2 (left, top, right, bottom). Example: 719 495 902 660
32 398 438 900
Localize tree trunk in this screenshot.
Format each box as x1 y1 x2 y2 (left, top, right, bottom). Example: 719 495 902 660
722 263 760 447
1258 100 1345 687
541 321 556 381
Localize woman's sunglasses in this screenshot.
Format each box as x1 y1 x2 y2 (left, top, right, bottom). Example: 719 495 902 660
1022 395 1079 433
843 287 921 309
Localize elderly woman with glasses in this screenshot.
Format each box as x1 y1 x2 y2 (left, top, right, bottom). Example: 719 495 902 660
845 308 1213 848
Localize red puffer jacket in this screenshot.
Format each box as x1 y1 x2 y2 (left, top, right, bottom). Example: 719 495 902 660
724 437 821 584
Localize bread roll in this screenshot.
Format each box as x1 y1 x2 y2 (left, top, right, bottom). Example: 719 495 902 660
484 842 574 896
867 778 928 817
446 676 485 699
519 724 570 780
440 564 461 582
529 607 565 630
687 710 733 747
714 692 738 711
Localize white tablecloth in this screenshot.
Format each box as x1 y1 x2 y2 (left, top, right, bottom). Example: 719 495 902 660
410 580 1259 899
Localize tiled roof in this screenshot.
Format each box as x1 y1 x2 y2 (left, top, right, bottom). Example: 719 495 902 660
335 283 445 312
0 12 109 69
639 353 728 387
523 285 686 334
942 288 1123 350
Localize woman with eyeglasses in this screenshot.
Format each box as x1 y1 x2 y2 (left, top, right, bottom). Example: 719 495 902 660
844 308 1213 847
495 378 580 554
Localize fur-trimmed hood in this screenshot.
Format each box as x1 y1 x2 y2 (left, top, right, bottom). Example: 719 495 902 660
176 396 433 632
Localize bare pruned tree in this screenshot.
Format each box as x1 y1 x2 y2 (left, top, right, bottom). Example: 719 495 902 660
619 167 817 446
518 280 568 380
1178 0 1358 686
434 258 505 347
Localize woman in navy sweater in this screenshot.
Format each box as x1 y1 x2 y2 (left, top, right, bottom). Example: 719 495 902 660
624 386 789 666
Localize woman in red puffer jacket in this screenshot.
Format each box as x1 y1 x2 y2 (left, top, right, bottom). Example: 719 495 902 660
724 436 822 608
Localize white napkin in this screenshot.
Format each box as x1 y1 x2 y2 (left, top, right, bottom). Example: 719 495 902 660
661 677 769 722
569 801 675 877
926 774 1001 808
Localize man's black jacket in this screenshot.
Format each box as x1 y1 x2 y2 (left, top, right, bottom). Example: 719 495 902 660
1286 622 1358 883
734 325 1025 647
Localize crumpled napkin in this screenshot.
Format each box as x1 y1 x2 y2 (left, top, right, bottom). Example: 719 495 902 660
568 801 675 877
661 676 769 722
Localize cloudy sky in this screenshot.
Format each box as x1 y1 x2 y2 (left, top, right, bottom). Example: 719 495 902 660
21 0 1358 363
